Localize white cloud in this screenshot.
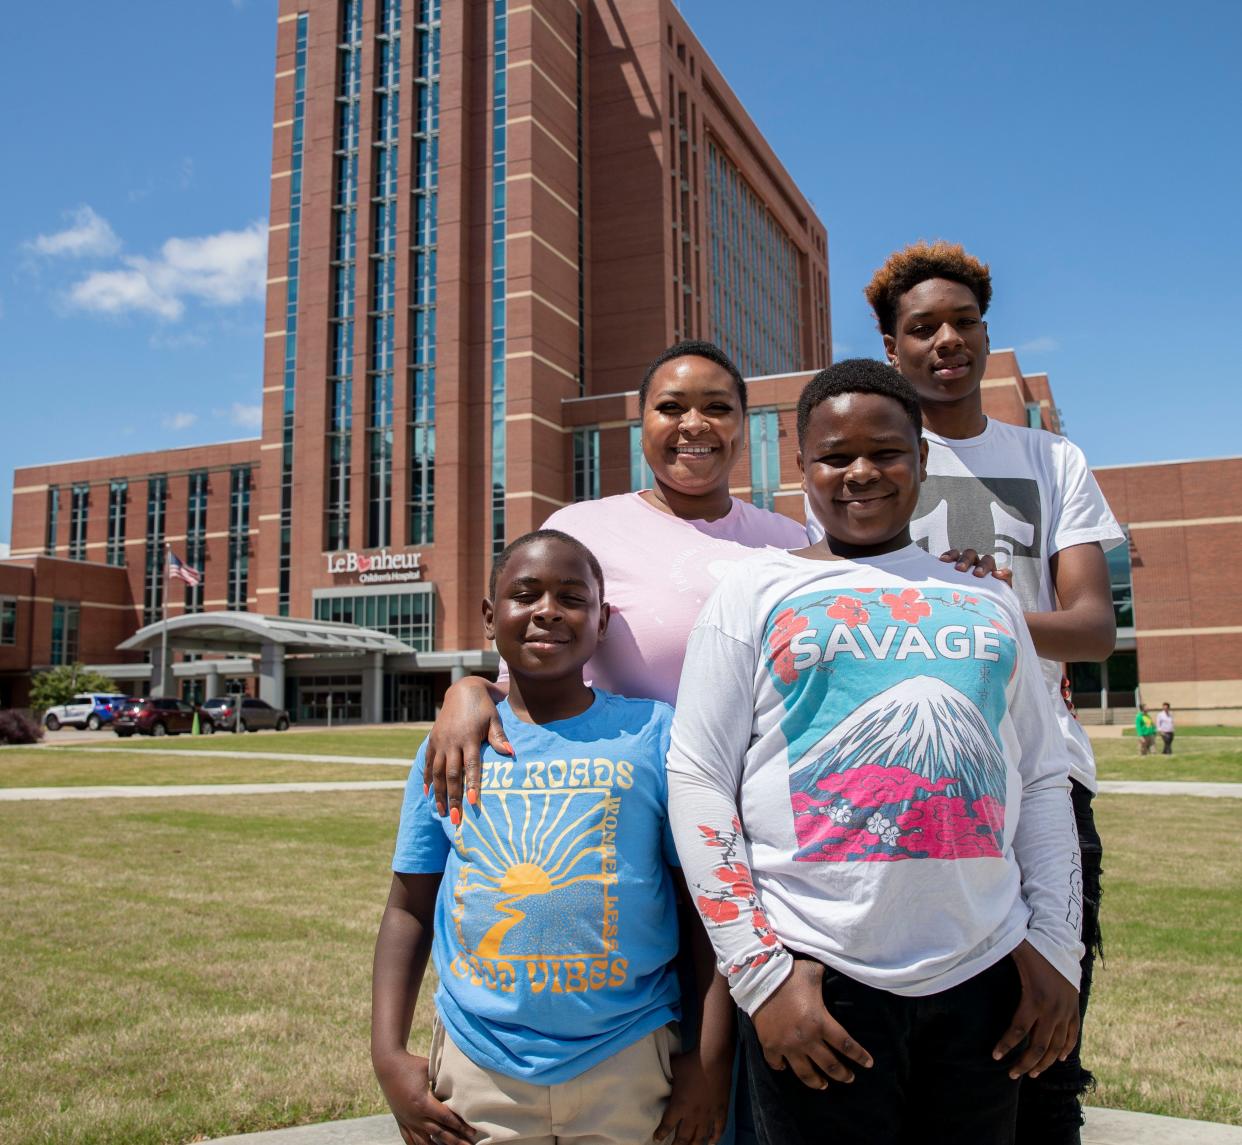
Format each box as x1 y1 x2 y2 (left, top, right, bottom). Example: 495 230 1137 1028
1017 335 1060 355
0 542 10 560
67 220 267 321
149 329 208 350
26 206 122 259
161 411 198 431
832 341 853 360
229 402 264 429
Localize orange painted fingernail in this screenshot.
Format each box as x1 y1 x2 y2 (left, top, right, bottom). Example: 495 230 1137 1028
423 783 429 796
450 807 461 826
467 789 478 805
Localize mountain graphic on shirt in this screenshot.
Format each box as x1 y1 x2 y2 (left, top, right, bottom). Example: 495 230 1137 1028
790 675 1008 862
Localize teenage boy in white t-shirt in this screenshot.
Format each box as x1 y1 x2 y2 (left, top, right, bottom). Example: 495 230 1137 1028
669 360 1083 1145
868 241 1123 1145
808 244 1122 1143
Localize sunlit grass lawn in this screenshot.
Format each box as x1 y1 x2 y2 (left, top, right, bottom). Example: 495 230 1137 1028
1086 796 1241 1125
0 748 409 788
1091 733 1242 783
1 790 1237 1143
67 726 428 760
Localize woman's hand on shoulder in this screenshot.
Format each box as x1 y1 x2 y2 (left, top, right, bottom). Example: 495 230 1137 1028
423 676 511 823
373 1051 477 1145
939 548 1014 588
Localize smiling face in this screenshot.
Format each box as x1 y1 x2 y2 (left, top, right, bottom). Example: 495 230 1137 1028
483 538 608 682
798 392 928 555
884 277 989 410
640 355 745 500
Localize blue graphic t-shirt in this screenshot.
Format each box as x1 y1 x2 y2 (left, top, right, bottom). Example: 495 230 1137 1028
667 547 1084 1014
394 690 680 1083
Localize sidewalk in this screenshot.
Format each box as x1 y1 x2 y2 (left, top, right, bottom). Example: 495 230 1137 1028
205 1107 1242 1144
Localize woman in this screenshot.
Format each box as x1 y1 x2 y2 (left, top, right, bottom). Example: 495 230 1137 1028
423 339 804 1144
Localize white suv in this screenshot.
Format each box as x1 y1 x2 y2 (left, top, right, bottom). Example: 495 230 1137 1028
42 693 129 731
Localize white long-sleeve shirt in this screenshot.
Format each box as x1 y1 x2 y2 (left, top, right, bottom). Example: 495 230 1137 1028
666 546 1083 1016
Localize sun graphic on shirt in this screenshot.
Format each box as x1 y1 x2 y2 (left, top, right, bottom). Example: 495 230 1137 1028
453 789 614 958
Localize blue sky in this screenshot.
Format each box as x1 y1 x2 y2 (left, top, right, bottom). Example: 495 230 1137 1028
2 0 1240 548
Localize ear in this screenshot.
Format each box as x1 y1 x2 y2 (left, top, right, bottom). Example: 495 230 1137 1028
597 601 611 640
882 333 898 367
796 448 806 489
918 437 929 482
482 597 496 641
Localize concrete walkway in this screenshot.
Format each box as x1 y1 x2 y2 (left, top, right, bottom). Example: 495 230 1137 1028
35 744 413 765
205 1107 1242 1144
3 776 1239 802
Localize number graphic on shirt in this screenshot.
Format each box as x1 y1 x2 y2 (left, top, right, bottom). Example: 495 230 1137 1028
909 498 951 557
990 501 1036 563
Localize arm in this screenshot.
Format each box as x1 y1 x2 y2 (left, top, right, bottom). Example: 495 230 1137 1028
422 676 511 822
1023 541 1116 664
667 621 871 1089
371 872 477 1145
989 607 1084 1079
656 875 735 1145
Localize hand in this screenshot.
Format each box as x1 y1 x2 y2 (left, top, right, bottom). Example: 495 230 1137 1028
992 940 1080 1079
422 677 511 822
750 960 872 1090
939 548 1014 588
654 1046 731 1144
374 1050 477 1145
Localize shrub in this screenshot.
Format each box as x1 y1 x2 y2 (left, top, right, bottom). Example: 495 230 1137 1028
0 709 44 745
28 664 119 712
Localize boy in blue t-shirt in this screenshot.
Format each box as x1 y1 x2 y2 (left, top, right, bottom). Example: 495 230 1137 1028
371 529 732 1145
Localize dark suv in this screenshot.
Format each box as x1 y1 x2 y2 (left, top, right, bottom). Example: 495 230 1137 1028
201 696 290 733
112 697 205 738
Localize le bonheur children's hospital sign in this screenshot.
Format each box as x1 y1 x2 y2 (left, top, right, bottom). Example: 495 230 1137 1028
326 549 423 585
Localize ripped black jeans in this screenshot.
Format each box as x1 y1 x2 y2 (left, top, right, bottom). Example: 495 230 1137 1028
1015 779 1101 1145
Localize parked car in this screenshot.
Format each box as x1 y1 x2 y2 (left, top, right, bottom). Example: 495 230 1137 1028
201 696 290 733
112 697 207 738
42 693 130 732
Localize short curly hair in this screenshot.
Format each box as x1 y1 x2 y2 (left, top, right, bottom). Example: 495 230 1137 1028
796 359 922 445
488 529 605 602
864 241 992 337
637 340 748 414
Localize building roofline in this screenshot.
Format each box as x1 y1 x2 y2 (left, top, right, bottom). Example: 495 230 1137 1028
15 437 262 474
1093 454 1242 471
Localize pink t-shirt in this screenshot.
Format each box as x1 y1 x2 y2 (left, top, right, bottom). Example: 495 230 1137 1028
529 493 806 704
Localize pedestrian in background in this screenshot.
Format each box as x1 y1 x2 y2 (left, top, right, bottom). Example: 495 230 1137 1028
1157 703 1175 755
1135 705 1156 756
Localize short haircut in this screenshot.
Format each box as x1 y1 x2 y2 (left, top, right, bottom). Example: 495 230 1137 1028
796 359 923 445
488 529 606 601
864 240 992 337
637 339 748 414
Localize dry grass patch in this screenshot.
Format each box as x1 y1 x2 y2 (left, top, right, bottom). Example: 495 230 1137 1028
0 791 430 1145
1086 795 1241 1124
0 748 409 788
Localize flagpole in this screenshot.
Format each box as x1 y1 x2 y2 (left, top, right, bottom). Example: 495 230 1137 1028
161 544 171 698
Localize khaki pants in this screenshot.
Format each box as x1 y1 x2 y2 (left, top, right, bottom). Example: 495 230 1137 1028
429 1017 677 1145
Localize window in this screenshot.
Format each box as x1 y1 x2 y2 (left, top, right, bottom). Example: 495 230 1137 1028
706 139 802 376
1025 402 1042 429
68 484 89 561
0 597 16 646
314 588 434 651
45 487 60 555
50 602 80 665
629 424 653 492
143 476 167 625
573 428 600 503
749 409 781 511
185 471 208 613
490 0 509 554
106 480 128 566
228 466 252 611
1107 529 1135 629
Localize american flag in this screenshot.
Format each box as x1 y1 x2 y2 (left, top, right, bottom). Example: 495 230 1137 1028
167 548 202 587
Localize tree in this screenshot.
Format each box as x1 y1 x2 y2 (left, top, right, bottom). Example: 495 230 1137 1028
29 664 120 712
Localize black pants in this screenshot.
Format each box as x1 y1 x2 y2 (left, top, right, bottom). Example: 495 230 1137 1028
740 955 1022 1145
1161 731 1174 754
1015 779 1102 1145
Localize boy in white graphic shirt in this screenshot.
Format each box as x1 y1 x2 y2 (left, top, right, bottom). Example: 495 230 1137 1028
668 360 1082 1145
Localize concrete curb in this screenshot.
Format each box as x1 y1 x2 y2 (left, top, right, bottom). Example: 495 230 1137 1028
204 1108 1242 1144
0 780 407 801
1097 780 1242 798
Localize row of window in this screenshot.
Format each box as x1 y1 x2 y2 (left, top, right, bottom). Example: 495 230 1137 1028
313 589 433 651
490 0 508 555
